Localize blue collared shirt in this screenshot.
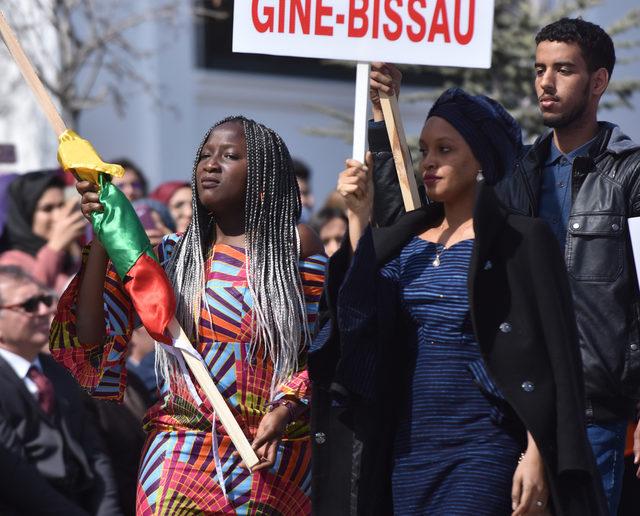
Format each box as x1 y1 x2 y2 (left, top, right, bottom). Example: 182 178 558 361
538 137 596 252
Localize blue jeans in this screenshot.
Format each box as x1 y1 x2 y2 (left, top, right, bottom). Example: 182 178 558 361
587 420 628 515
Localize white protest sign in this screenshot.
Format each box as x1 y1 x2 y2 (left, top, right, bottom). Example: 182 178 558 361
233 0 495 207
629 218 640 281
233 0 495 68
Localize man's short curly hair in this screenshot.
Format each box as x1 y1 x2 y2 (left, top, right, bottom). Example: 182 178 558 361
536 18 616 78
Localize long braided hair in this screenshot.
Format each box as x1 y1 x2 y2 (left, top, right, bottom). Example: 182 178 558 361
162 116 309 391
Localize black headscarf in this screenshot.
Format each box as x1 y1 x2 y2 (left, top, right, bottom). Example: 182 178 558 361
0 170 66 256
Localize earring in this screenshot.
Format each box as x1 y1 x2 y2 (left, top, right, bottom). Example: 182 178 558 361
476 170 484 182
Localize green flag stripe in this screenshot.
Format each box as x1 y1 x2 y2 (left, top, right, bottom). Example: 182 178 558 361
92 173 159 279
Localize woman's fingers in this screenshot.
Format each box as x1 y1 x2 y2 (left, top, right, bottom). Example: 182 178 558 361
70 214 87 227
63 206 86 223
338 165 370 202
370 62 402 97
81 191 101 204
60 197 80 216
338 183 367 200
340 166 368 182
250 439 276 471
370 74 394 95
339 172 368 187
79 189 103 221
515 481 533 515
511 473 523 512
81 202 103 220
512 481 547 515
251 423 277 454
344 158 365 168
264 440 277 467
339 163 369 184
76 180 98 195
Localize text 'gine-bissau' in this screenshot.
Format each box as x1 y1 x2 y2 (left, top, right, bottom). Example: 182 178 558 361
251 0 477 45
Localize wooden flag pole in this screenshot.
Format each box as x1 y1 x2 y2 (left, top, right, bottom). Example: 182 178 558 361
0 9 259 470
167 321 260 469
0 11 66 135
379 91 421 212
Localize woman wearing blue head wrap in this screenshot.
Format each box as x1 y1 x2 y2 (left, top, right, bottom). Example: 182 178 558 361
315 87 606 515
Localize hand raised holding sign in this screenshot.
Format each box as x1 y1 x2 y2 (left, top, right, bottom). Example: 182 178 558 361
338 152 374 252
370 62 403 122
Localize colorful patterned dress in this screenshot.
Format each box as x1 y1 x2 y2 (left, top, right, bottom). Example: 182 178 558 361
50 234 327 515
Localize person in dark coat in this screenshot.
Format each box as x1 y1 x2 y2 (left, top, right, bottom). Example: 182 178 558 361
323 88 606 515
0 265 121 515
92 369 153 515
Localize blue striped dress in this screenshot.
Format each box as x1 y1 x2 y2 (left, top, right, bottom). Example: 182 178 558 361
381 237 523 515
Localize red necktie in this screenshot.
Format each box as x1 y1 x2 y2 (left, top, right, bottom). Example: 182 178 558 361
27 366 56 416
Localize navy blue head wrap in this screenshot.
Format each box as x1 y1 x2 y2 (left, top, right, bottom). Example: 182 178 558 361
427 88 523 185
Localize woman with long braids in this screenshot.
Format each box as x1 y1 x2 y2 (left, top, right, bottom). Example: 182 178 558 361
50 116 326 514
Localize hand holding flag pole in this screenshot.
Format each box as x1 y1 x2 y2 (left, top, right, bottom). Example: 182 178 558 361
0 10 259 470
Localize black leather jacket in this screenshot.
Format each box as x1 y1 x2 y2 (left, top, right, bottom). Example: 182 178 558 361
497 123 640 421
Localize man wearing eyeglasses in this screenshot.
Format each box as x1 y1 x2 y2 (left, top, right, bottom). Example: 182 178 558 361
0 265 121 515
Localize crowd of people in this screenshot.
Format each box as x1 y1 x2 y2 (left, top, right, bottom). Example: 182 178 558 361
0 16 639 516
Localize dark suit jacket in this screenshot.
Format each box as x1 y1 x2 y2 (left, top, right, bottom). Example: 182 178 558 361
0 353 121 515
93 369 152 516
321 184 607 516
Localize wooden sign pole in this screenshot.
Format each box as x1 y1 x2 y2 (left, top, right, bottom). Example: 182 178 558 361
352 62 371 162
0 9 259 470
379 91 421 212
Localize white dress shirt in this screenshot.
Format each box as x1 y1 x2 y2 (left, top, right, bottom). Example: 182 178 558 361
0 347 43 397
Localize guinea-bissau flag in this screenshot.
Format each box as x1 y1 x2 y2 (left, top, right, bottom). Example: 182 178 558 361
57 130 176 344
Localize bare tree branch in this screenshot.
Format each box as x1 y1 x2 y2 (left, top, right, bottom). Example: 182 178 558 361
2 0 185 124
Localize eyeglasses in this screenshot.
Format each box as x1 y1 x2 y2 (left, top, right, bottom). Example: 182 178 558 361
0 294 55 314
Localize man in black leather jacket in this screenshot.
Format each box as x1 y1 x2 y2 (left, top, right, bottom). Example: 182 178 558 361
498 19 640 515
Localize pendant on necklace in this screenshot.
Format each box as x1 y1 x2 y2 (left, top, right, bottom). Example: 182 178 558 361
432 255 441 267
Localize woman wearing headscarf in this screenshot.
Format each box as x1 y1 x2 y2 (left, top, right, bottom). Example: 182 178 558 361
0 170 85 292
327 88 606 515
149 180 192 234
50 117 326 514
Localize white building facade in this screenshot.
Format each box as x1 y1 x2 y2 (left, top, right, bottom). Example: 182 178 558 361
1 0 637 206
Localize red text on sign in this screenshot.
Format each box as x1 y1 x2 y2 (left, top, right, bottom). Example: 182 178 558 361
251 0 476 45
